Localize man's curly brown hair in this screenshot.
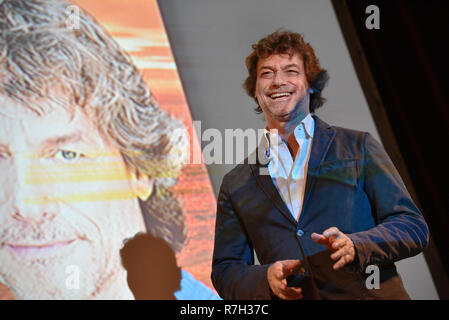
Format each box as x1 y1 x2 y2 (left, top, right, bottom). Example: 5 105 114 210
243 29 329 113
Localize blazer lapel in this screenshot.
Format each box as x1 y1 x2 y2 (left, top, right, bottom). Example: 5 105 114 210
249 137 298 226
301 116 336 218
308 116 336 170
249 116 336 227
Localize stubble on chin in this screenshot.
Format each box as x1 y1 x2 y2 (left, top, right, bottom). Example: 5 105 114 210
0 241 106 299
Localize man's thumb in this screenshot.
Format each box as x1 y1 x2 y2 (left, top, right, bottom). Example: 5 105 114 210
282 259 301 275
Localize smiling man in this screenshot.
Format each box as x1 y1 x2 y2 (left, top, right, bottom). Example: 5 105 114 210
211 30 429 300
0 0 218 300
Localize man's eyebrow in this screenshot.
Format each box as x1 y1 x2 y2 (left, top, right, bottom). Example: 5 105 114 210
282 64 301 70
41 132 84 147
259 66 275 71
258 64 301 71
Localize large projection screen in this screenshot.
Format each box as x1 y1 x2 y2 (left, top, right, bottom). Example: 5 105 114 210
0 0 216 299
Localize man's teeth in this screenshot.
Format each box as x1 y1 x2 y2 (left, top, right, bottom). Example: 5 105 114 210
270 92 291 99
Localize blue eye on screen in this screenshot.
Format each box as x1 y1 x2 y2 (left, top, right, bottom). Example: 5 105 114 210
56 150 83 161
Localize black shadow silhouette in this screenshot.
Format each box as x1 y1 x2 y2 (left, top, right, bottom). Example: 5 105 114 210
120 232 181 300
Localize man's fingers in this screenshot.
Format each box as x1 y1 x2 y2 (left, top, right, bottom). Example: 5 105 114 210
311 232 334 251
331 237 347 250
311 228 355 270
323 226 339 236
277 287 303 300
311 232 328 244
273 261 288 279
271 275 303 300
269 260 304 299
312 228 342 248
332 249 355 269
281 259 301 276
275 269 284 280
284 286 303 299
277 292 303 300
330 247 348 261
276 279 287 291
333 255 353 270
282 259 301 269
323 227 342 241
269 260 301 287
333 259 344 270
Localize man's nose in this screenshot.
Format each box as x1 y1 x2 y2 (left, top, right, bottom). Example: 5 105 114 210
271 71 286 87
9 157 56 223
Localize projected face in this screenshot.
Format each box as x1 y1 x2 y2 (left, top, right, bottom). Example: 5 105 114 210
0 95 148 299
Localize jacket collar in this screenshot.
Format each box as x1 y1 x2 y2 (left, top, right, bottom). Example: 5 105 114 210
308 115 336 169
251 115 335 169
249 115 336 225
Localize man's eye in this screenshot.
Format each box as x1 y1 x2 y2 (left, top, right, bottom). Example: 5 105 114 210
287 70 299 74
55 150 83 161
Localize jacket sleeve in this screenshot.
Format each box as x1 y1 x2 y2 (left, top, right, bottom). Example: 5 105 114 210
211 176 272 300
348 133 429 271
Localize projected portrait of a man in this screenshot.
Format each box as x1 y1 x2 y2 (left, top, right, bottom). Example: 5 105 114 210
0 0 216 299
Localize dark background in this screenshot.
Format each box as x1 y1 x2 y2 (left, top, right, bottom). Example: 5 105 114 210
333 0 449 299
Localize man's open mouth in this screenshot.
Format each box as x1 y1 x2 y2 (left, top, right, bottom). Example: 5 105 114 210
269 92 292 100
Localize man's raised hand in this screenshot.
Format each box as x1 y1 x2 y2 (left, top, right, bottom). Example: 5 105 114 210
311 227 355 270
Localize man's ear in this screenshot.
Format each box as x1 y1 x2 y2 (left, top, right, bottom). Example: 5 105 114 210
130 171 154 201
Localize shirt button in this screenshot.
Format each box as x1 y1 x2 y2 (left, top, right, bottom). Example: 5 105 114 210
297 229 304 237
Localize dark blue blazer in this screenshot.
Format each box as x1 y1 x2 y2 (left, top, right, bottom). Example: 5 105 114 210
211 116 429 299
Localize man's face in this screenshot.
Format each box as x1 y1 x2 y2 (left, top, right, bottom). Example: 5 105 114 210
0 96 146 299
255 53 310 124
